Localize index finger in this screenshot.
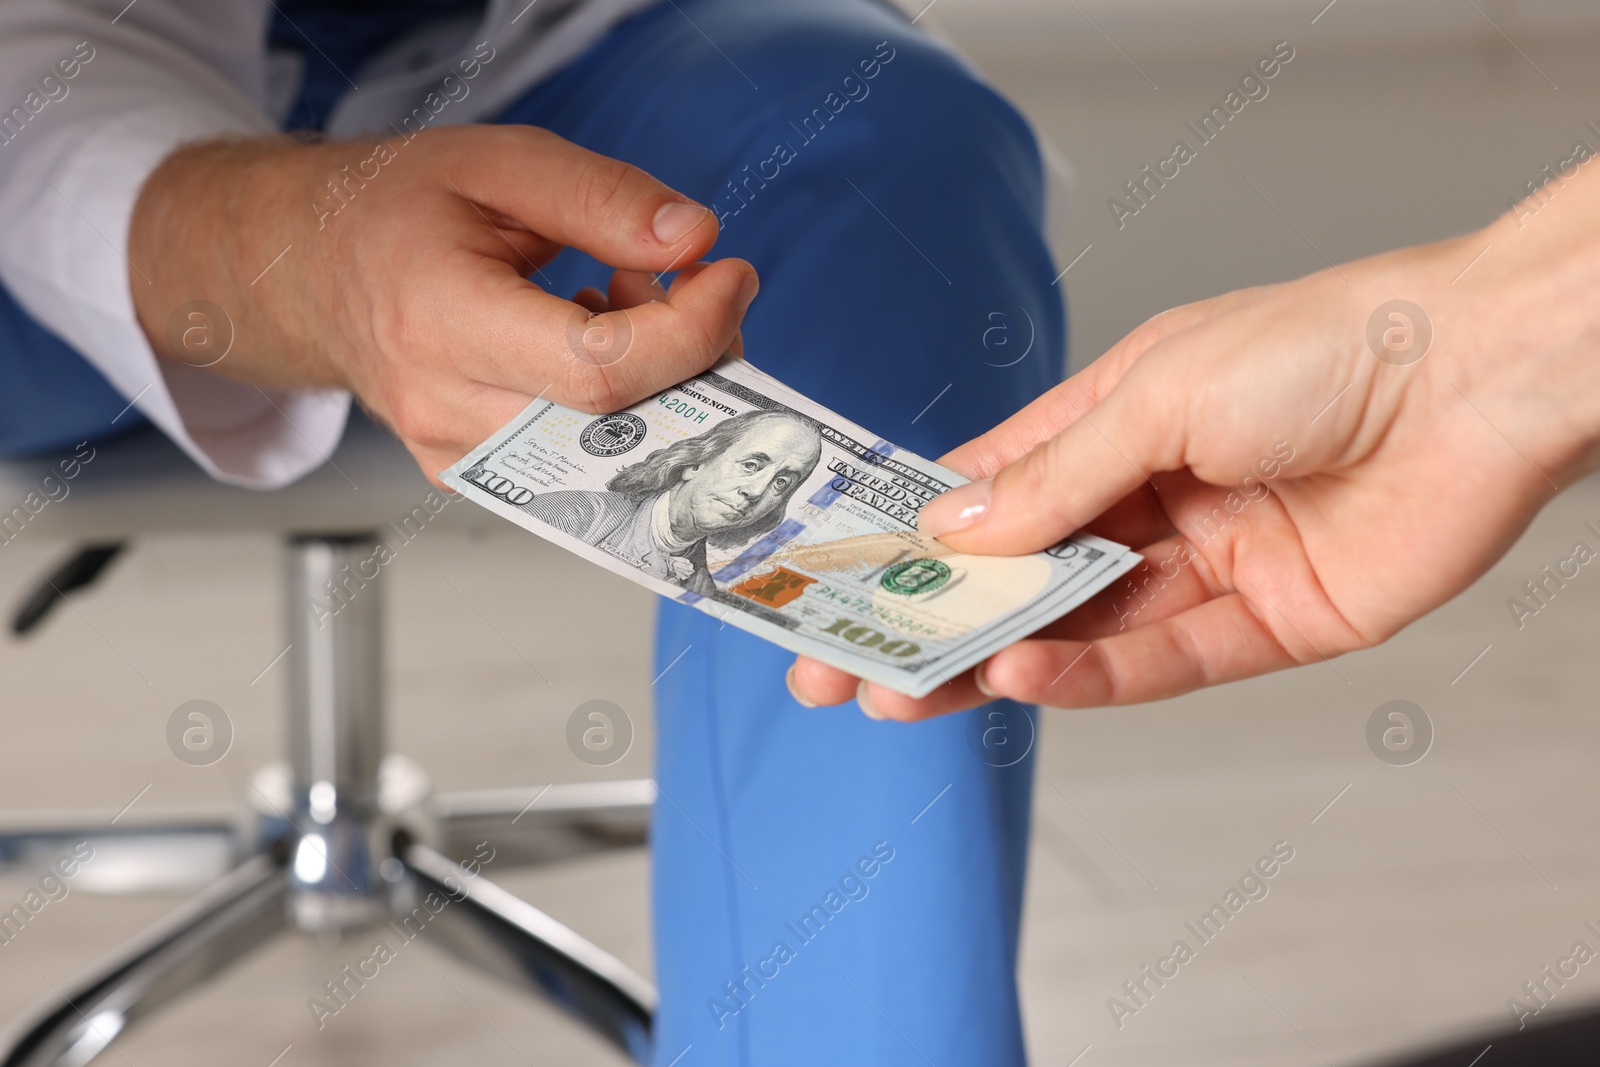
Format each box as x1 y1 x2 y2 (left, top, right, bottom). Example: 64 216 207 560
448 257 758 412
918 363 1182 556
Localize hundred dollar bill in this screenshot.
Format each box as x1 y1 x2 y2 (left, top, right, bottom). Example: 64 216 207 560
441 359 1140 697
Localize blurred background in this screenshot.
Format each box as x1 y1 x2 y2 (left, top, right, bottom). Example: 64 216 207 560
3 0 1600 1064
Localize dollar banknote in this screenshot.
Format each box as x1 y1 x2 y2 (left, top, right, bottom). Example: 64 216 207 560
441 359 1140 697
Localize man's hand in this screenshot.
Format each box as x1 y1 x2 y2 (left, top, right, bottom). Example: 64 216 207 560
129 125 757 481
790 164 1600 719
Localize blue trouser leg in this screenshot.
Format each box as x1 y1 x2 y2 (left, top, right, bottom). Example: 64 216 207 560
0 286 142 456
500 2 1063 1064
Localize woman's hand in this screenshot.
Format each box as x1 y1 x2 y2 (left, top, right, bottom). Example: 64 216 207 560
790 166 1600 719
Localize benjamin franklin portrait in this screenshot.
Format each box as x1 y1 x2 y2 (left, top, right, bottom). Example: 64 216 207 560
520 410 822 595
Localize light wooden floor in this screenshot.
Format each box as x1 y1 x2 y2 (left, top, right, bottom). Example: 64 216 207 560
2 470 1598 1066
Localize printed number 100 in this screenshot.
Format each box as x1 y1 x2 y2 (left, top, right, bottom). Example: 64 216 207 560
819 617 920 658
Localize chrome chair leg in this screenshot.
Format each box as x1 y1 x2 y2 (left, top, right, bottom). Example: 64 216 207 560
0 820 238 894
431 780 653 868
0 855 288 1067
401 842 654 1064
0 533 654 1064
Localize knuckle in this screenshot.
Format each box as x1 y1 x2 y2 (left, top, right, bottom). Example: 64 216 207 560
513 124 557 150
677 313 723 366
1019 433 1068 496
1071 643 1122 706
489 124 551 159
1164 621 1209 692
567 364 626 413
370 295 433 362
663 289 731 361
389 392 451 449
990 641 1065 703
577 157 644 223
1126 309 1182 354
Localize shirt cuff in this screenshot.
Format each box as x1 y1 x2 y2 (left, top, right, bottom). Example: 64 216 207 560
5 100 351 488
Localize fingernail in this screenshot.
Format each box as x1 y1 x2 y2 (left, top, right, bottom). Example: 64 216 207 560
974 662 998 700
653 201 707 245
856 681 885 720
786 664 817 708
919 478 992 539
737 272 759 313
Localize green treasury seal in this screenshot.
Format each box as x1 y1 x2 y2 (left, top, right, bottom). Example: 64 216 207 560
880 558 952 596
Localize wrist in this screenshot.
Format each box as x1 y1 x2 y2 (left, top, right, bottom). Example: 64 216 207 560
1438 178 1600 481
129 135 343 389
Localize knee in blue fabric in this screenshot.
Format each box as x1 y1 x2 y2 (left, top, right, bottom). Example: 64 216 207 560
499 0 1061 453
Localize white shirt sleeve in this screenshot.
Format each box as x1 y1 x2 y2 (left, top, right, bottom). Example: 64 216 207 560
0 0 351 488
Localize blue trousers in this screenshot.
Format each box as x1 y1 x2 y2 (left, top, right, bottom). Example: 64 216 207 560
0 1 1064 1063
507 4 1060 1063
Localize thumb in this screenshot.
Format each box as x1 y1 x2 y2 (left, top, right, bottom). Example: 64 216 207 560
445 126 718 273
918 367 1181 555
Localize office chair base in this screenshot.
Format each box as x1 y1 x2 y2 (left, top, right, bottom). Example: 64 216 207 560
0 533 655 1065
